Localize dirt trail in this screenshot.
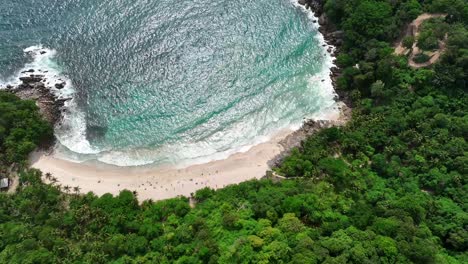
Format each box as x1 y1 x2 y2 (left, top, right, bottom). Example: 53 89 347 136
408 38 446 68
6 171 19 194
394 13 447 68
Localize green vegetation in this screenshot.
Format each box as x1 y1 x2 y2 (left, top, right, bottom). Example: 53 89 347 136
402 36 415 49
412 53 431 63
0 0 467 263
0 92 52 167
417 18 449 51
3 169 466 263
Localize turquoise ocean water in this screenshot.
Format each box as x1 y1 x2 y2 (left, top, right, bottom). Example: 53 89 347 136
0 0 336 167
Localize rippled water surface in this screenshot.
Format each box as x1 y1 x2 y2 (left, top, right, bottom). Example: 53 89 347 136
0 0 336 166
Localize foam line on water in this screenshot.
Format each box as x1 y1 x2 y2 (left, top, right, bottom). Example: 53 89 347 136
1 45 100 155
3 1 341 168
57 2 339 168
91 40 340 167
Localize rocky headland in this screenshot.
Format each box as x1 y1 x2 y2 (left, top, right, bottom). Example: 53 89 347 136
2 70 68 127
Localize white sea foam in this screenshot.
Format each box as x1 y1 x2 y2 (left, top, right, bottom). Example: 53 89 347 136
66 2 339 168
1 45 99 155
95 61 340 168
3 2 340 168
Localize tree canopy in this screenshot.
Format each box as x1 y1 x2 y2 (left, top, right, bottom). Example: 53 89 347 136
0 92 52 167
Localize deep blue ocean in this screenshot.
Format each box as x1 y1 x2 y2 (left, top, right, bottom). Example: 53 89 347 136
0 0 336 166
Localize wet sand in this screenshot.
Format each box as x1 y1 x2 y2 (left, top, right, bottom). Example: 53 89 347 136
30 103 349 202
30 129 291 201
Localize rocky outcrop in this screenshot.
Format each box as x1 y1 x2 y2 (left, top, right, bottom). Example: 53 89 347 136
19 75 44 83
298 0 325 15
3 74 68 126
268 106 350 167
318 13 328 26
267 1 353 169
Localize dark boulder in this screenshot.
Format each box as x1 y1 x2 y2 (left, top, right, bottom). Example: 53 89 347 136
330 67 340 75
55 82 66 89
16 83 31 90
55 98 71 107
309 0 324 16
19 75 44 83
318 13 328 26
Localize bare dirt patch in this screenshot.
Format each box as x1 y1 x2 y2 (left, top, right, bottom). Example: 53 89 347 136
394 13 447 68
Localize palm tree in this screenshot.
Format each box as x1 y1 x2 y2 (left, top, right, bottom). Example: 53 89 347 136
45 172 52 180
73 186 81 194
63 185 71 193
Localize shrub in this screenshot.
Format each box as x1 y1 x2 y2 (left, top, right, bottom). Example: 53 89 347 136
413 53 431 63
417 31 439 50
402 36 415 49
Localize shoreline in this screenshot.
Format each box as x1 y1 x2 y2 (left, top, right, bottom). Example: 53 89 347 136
30 129 291 201
30 104 349 201
25 0 350 201
298 0 350 106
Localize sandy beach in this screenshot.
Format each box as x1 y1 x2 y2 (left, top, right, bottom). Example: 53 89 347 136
30 129 291 201
7 0 353 203
30 103 349 202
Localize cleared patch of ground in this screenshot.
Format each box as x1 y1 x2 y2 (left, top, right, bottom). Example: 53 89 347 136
394 13 447 68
